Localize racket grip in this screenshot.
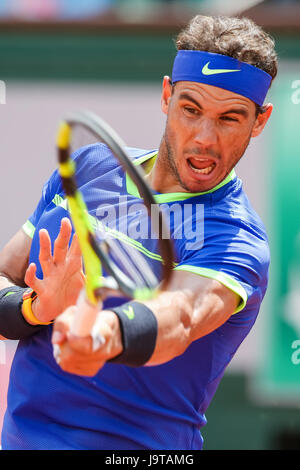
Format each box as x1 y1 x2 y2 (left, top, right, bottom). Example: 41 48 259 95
70 290 102 337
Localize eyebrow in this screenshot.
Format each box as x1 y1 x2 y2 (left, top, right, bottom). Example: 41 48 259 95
178 92 249 118
221 108 249 118
178 93 203 109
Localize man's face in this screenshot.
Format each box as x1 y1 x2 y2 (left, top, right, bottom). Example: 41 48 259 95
160 79 272 193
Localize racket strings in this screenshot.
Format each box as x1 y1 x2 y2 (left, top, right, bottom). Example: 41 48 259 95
70 124 100 154
96 229 159 290
69 123 162 293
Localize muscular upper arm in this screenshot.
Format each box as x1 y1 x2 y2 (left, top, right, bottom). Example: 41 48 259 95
0 228 32 288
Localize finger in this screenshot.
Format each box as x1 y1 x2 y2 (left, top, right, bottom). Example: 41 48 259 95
53 218 72 265
69 233 81 257
56 342 105 376
58 355 105 377
67 233 83 270
24 263 43 295
66 361 105 377
52 306 78 367
53 344 62 364
91 315 106 352
38 229 53 277
67 333 94 355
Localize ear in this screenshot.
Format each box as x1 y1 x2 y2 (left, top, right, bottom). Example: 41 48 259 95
251 103 273 138
161 75 173 115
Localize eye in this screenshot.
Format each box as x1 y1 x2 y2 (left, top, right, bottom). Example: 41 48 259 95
220 116 239 122
183 106 199 116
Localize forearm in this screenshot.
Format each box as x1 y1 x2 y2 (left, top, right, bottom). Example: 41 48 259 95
52 274 239 376
0 274 15 291
111 278 238 367
142 279 238 365
0 229 31 288
105 288 196 367
142 289 194 365
0 262 27 288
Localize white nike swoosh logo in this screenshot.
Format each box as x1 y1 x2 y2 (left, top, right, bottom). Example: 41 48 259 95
202 62 241 75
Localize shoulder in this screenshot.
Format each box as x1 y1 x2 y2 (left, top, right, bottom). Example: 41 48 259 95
175 176 270 313
179 176 269 265
230 178 270 265
73 143 155 166
209 176 269 257
72 144 155 185
211 178 270 305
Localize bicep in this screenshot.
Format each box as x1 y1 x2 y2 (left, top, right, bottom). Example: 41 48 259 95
0 228 32 287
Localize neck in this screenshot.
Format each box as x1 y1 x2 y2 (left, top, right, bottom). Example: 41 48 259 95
145 138 188 194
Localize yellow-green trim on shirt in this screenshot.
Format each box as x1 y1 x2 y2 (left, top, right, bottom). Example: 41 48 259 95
53 194 171 265
174 264 248 314
126 152 236 203
22 220 35 239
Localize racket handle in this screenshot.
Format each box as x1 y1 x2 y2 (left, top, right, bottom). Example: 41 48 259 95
70 290 102 337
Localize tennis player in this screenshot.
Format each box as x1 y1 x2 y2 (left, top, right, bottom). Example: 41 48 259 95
0 15 277 449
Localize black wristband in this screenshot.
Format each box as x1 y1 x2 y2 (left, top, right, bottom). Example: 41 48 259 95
0 286 43 340
109 301 158 367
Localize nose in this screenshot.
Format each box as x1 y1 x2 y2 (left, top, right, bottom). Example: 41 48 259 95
193 117 218 147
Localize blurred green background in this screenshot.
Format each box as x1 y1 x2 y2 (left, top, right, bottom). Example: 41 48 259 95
1 0 300 450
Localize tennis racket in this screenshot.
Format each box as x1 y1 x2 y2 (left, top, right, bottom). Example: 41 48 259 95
56 110 174 338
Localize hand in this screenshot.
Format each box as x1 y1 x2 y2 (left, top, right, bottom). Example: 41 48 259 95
24 218 85 324
51 302 123 377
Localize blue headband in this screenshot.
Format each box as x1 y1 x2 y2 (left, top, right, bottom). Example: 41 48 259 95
172 50 272 106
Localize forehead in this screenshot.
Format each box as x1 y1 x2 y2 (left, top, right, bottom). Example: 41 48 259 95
173 81 255 111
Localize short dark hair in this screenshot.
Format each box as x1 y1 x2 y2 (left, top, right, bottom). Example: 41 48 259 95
176 15 278 82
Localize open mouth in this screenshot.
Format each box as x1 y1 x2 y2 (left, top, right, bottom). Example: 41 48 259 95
187 157 216 175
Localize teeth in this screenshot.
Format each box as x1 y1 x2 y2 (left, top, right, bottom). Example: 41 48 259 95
192 158 210 162
188 161 215 174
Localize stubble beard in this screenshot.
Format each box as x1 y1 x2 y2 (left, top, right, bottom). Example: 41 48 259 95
161 127 253 193
161 131 191 192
